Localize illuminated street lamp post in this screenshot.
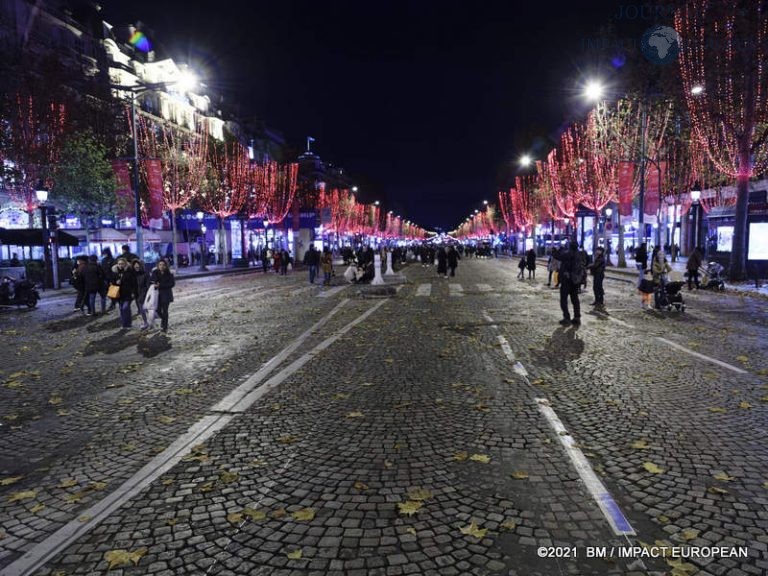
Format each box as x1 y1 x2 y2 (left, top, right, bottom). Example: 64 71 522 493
197 211 208 271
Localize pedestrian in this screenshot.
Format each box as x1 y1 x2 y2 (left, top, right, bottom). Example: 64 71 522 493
686 246 703 290
517 254 526 279
554 240 584 326
120 243 138 263
303 244 320 284
526 248 536 279
83 255 104 316
588 246 606 310
280 249 290 275
547 248 560 287
321 247 333 285
635 242 648 272
436 246 448 278
273 249 282 274
101 248 115 312
638 270 655 309
261 247 269 273
71 256 87 312
148 258 175 332
447 245 460 277
10 253 20 266
110 257 137 329
578 246 590 292
652 250 672 287
132 259 151 329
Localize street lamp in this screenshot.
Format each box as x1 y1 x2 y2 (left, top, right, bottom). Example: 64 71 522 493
35 188 51 289
519 154 533 168
197 211 208 271
690 189 701 253
604 207 613 265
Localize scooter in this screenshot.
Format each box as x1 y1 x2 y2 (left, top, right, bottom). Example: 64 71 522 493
0 276 40 308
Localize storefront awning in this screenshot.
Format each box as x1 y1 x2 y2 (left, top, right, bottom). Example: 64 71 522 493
0 228 80 247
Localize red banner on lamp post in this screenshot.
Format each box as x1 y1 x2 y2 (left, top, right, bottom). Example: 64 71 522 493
111 160 133 219
143 159 164 219
618 162 634 217
643 160 666 216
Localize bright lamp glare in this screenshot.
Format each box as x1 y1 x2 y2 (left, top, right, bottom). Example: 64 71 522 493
519 154 532 167
691 85 704 95
584 80 604 101
177 71 198 93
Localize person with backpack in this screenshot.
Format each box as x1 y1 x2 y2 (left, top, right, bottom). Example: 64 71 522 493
554 240 584 326
588 246 606 310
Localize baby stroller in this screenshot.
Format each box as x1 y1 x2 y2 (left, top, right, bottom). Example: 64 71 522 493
654 281 686 311
700 261 726 291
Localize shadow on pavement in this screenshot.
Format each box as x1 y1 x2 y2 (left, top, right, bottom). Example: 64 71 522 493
137 332 172 358
82 329 141 356
44 313 97 332
534 326 585 371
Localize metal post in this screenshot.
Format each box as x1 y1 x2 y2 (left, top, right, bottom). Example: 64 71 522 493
638 105 647 247
131 93 144 260
40 205 50 289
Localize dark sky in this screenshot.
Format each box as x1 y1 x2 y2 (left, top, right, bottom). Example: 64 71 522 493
98 0 656 231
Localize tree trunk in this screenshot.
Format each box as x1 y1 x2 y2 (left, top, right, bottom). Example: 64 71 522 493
171 208 179 272
670 203 678 261
241 217 248 265
219 216 228 266
617 219 627 267
28 210 34 228
592 210 599 255
730 169 750 280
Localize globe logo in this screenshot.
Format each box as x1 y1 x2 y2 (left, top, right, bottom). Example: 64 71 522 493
641 25 680 65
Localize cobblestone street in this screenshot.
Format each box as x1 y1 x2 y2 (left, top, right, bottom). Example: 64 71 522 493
1 260 767 576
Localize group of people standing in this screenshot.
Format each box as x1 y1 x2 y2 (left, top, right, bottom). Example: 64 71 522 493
70 244 175 332
547 242 607 325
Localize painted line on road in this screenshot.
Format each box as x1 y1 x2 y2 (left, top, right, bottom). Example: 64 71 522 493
211 298 350 412
535 398 636 537
416 283 432 297
0 414 235 576
497 335 516 362
606 316 635 329
228 298 389 412
655 336 747 374
476 283 492 292
449 283 464 297
481 311 498 329
317 285 348 298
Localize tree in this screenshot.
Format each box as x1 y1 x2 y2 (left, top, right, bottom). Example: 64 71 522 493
0 93 66 226
138 116 209 270
676 0 768 279
52 130 117 243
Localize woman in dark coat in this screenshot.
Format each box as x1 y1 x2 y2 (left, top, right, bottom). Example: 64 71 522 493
447 246 460 277
149 258 175 332
132 259 151 329
71 257 87 312
526 248 537 279
83 255 104 316
111 257 138 329
436 246 448 277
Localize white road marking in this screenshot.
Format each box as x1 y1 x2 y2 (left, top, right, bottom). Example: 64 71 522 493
449 283 464 297
211 298 350 412
481 311 498 329
476 283 492 292
497 335 516 362
606 316 635 329
536 398 636 536
317 285 348 298
416 283 432 297
655 337 748 374
512 362 528 377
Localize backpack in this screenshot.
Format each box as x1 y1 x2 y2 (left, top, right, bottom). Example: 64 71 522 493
570 253 587 285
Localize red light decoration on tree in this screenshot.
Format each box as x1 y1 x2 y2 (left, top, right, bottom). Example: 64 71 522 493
1 94 67 226
676 0 768 278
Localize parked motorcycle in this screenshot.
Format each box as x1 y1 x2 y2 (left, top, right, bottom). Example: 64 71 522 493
0 276 40 308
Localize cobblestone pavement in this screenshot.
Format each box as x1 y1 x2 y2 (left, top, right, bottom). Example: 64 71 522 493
0 260 766 576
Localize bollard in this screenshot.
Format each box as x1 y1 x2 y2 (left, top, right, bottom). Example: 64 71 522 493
371 254 385 285
385 250 395 276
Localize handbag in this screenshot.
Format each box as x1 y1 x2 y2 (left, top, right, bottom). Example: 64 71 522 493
107 283 120 299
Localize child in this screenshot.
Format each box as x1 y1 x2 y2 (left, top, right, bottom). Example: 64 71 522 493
638 270 655 309
517 255 526 279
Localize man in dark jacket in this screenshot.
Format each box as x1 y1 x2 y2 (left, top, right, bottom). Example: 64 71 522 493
635 242 648 272
71 256 87 312
101 248 115 312
447 246 460 277
303 245 320 283
589 247 606 310
554 241 582 325
83 255 104 315
686 246 703 290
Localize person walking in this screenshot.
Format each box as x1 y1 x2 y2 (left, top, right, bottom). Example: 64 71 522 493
635 242 648 280
652 249 672 287
273 249 282 274
321 247 333 286
517 254 526 279
436 246 448 278
555 240 583 326
110 257 137 329
588 246 606 310
447 245 460 277
686 246 703 290
71 256 87 312
132 259 151 329
303 245 320 284
101 248 115 312
526 248 536 279
280 249 290 275
83 255 104 316
149 259 175 332
261 247 269 274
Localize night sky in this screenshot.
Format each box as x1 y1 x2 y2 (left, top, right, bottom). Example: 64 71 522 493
98 0 659 231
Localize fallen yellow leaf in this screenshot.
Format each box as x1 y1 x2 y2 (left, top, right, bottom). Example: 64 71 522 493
407 488 433 501
510 471 529 480
397 500 423 517
157 415 176 424
713 472 734 482
58 479 78 489
227 512 243 524
0 476 23 486
469 454 490 463
680 528 699 541
452 451 469 461
500 521 516 531
219 471 239 484
291 508 316 521
346 411 364 418
459 521 487 539
353 481 369 491
643 462 664 474
708 407 727 413
286 549 302 560
7 490 37 502
738 401 752 409
30 503 45 513
103 548 146 570
243 507 267 521
631 440 650 449
708 486 728 495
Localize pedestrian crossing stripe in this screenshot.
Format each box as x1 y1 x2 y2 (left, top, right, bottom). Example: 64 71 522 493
476 284 492 292
449 284 464 297
416 283 432 297
317 285 347 298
